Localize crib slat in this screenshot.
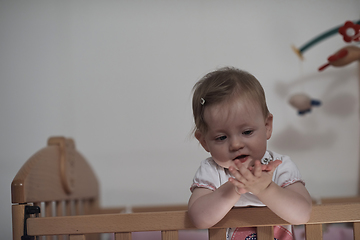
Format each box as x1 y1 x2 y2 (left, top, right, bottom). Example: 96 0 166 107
257 226 273 240
12 204 27 240
88 198 99 215
305 224 322 240
69 235 85 240
56 201 63 216
161 230 178 240
66 200 72 216
33 202 43 240
208 228 226 240
75 200 81 215
45 202 53 240
45 201 52 217
354 222 360 240
115 232 132 240
56 201 67 240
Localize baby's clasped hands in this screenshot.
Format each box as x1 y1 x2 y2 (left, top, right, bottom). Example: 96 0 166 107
228 160 282 195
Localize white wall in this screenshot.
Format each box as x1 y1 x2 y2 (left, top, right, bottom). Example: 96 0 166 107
1 0 360 238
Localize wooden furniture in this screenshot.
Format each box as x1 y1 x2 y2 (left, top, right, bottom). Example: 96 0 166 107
11 137 360 240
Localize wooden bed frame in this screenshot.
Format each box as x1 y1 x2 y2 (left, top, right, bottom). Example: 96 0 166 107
11 137 360 240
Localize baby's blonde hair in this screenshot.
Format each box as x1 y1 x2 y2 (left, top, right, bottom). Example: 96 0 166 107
192 67 270 133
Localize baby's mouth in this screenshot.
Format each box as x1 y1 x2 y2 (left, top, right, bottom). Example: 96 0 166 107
233 155 249 163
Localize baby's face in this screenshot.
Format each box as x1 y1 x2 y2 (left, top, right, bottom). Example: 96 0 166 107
197 98 273 169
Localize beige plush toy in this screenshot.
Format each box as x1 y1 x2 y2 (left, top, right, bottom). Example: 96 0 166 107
289 93 321 115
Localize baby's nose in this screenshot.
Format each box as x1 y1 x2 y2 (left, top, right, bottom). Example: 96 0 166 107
229 137 244 151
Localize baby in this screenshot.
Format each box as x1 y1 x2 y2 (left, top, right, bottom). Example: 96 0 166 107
188 67 312 240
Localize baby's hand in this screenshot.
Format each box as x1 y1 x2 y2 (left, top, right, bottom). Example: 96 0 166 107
229 160 281 195
248 159 282 172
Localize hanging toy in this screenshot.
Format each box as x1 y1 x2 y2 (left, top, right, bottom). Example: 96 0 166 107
292 20 360 60
338 21 360 42
288 21 360 116
289 93 321 115
318 21 360 71
318 45 360 71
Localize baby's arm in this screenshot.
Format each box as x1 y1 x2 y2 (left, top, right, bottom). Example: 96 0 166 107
229 160 312 224
258 181 312 224
188 181 241 229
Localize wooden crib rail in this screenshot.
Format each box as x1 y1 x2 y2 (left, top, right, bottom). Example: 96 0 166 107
131 204 188 213
23 202 360 240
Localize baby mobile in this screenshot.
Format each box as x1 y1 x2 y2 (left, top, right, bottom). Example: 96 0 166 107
289 20 360 115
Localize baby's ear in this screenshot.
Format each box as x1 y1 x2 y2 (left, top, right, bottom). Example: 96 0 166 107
265 114 273 140
195 130 210 152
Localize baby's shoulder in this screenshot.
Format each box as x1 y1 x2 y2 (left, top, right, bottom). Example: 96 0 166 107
268 150 298 171
268 150 292 163
199 157 221 170
268 150 301 176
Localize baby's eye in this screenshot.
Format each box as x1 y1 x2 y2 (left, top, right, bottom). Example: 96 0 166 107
216 135 227 141
243 130 253 136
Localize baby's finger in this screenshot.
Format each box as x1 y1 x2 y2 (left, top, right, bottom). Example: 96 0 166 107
233 159 244 169
267 160 282 173
253 160 262 177
229 177 245 188
235 160 254 180
229 166 246 183
249 164 267 172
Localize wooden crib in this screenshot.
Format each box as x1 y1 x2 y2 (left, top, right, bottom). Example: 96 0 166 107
11 137 360 240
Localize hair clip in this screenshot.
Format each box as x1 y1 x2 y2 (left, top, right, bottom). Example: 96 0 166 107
200 98 205 105
261 158 270 165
